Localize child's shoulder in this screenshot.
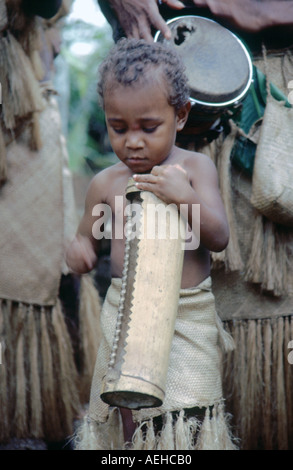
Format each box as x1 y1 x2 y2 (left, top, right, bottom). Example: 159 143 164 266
90 161 125 186
84 162 126 202
177 146 217 173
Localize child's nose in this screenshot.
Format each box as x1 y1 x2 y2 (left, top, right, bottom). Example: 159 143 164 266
126 131 144 149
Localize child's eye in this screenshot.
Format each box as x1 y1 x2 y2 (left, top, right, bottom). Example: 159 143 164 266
113 128 126 134
143 126 158 134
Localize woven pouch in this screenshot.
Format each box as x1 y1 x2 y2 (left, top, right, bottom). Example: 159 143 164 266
251 96 293 226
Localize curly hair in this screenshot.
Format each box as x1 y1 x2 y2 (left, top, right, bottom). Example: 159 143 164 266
97 38 190 111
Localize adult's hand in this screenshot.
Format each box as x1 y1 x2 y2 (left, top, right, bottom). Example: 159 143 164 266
191 0 293 32
109 0 185 41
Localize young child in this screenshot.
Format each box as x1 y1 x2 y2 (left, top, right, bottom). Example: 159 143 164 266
67 38 236 450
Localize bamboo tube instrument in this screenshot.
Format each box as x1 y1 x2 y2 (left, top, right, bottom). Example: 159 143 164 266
100 177 186 409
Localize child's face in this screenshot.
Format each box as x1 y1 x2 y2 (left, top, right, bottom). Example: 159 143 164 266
103 78 187 174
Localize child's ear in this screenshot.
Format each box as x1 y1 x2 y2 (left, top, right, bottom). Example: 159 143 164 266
176 101 191 131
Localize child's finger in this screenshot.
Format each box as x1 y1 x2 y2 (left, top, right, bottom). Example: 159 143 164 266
133 173 158 185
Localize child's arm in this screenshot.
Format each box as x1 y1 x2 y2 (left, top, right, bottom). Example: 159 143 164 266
66 233 98 274
66 174 105 274
133 155 229 253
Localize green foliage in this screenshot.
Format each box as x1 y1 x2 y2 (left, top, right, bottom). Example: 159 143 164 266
61 18 115 174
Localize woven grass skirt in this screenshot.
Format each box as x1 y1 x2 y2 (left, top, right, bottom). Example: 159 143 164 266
75 277 236 450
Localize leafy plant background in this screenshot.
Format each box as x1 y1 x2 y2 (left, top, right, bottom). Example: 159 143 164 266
56 3 117 176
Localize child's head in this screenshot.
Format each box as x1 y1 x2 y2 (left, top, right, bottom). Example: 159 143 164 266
97 38 190 112
97 38 191 174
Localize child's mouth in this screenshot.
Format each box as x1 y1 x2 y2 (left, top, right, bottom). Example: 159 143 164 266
127 156 147 164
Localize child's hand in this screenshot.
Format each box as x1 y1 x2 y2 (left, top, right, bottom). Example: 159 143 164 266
133 164 191 206
66 234 97 274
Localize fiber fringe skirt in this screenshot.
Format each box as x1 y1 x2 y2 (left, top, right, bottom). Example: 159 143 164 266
0 275 102 442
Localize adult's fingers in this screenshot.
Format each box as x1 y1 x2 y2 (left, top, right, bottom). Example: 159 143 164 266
127 22 141 39
164 0 185 10
134 16 156 41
